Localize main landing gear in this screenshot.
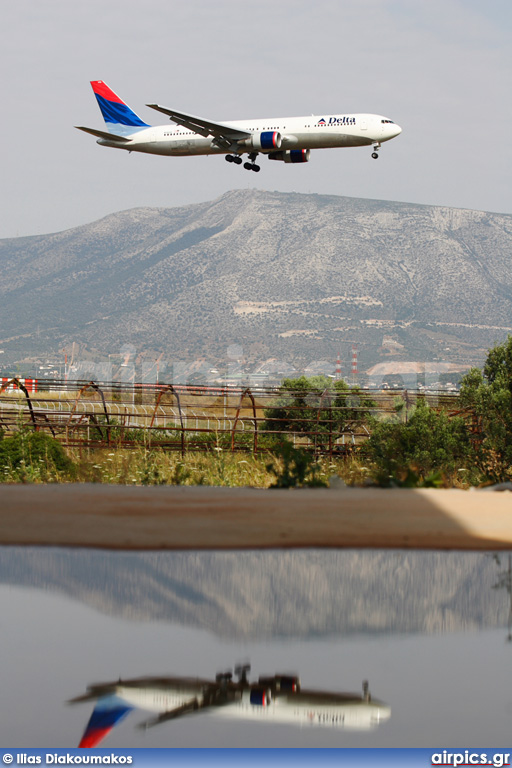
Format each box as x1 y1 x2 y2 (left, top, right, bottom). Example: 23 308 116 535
371 142 381 160
225 153 260 172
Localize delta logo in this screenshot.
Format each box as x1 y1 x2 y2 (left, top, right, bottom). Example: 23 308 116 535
317 116 356 126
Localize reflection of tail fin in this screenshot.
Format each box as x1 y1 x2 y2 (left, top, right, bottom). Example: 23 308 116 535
90 81 149 134
78 695 133 748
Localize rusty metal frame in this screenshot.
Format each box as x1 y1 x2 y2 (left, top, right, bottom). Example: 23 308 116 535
0 379 469 457
231 387 258 452
0 378 38 430
150 384 185 456
67 381 111 445
39 413 57 438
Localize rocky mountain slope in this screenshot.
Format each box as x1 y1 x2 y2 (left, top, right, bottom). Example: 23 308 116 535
1 190 511 371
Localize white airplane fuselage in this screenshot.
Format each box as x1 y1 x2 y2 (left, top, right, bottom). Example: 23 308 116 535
77 82 402 169
97 113 401 157
213 691 391 730
95 681 391 731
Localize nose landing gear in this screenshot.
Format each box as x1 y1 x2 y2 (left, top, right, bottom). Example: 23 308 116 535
371 142 381 160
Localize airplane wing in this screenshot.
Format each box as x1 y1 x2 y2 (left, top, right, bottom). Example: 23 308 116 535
138 679 239 730
138 698 204 730
146 104 251 147
75 126 133 143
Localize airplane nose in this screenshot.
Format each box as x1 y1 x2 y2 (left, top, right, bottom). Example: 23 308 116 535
392 124 402 137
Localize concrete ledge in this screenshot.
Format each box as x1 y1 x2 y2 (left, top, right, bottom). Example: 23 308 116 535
0 484 511 551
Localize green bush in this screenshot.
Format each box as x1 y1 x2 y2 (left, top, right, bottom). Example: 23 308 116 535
362 400 474 486
0 429 76 482
266 441 329 488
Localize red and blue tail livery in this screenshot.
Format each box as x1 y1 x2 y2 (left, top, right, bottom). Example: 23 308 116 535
91 81 149 132
75 81 401 171
78 695 133 748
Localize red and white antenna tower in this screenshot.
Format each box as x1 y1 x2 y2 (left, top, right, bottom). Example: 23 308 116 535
351 345 358 384
335 352 342 380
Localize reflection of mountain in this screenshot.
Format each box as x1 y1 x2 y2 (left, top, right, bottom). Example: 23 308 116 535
0 549 508 638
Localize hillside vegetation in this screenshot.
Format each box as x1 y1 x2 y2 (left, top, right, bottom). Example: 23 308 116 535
1 190 511 369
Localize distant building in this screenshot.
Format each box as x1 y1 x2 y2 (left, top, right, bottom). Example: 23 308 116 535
366 361 472 389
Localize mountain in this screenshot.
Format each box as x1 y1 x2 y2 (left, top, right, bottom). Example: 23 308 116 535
0 548 509 639
1 190 511 372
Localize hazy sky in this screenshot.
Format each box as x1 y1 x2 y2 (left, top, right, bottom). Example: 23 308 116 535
1 0 511 238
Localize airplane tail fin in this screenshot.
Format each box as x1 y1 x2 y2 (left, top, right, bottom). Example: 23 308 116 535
78 694 133 748
90 81 149 134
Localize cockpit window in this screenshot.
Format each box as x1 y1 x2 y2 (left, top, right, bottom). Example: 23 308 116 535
381 119 395 124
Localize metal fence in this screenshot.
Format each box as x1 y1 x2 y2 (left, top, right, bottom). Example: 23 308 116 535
0 378 463 456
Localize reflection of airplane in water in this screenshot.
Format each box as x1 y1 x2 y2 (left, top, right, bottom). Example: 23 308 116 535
70 664 391 747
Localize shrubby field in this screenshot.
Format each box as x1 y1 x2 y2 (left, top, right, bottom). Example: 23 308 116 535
0 338 511 489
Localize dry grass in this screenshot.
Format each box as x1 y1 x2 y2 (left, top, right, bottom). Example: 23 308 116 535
71 446 343 488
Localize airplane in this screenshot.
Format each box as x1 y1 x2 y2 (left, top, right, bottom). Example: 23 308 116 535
70 664 391 747
75 81 402 172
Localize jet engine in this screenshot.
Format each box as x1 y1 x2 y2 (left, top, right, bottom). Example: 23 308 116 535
245 687 273 706
243 131 282 151
258 674 301 693
268 149 310 163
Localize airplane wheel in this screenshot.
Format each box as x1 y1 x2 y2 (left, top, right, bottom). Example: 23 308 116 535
371 152 379 159
233 156 243 165
244 162 253 170
252 164 261 172
225 155 234 163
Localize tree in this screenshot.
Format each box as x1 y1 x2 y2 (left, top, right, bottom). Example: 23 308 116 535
262 375 374 449
362 400 474 485
459 335 512 482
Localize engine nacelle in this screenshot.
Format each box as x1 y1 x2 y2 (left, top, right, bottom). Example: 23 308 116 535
268 149 310 163
244 687 272 706
244 131 282 151
258 675 301 693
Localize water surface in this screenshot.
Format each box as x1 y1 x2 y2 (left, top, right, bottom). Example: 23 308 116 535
1 548 510 747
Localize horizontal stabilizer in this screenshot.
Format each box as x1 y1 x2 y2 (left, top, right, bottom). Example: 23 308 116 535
74 126 133 143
